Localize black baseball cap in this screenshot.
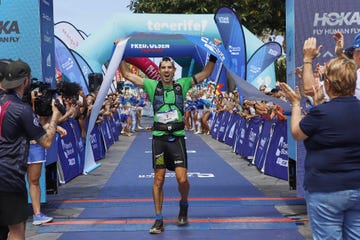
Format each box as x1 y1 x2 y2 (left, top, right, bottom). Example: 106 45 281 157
0 59 13 82
2 60 31 89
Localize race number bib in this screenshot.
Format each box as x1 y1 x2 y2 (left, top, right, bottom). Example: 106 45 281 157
156 109 179 124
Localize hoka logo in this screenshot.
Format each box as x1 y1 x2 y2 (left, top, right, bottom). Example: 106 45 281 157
0 21 19 34
314 12 360 27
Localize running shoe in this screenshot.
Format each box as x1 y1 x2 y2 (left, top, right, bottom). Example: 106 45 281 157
177 201 188 225
149 219 164 234
32 212 53 225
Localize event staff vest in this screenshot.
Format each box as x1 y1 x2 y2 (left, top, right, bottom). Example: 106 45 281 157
153 81 184 116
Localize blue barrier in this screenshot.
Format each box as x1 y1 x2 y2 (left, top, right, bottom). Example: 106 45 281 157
211 112 289 180
56 111 122 183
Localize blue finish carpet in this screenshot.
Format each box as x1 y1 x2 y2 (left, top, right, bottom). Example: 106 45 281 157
39 131 305 239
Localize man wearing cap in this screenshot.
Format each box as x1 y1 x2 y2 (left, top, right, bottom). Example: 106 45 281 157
0 59 13 95
0 58 13 240
0 60 62 240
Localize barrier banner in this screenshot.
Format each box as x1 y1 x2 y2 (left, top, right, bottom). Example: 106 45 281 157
57 121 81 183
106 116 118 142
210 111 223 139
253 119 276 171
264 120 288 180
224 113 241 146
88 123 105 161
216 111 232 142
231 116 245 151
234 117 248 155
99 116 115 151
45 136 59 166
241 117 263 157
112 111 122 139
68 118 85 174
222 113 236 143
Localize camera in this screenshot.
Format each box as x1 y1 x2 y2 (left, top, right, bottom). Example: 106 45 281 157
30 82 66 116
23 81 80 116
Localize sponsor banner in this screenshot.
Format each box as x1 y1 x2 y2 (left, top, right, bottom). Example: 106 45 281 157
107 115 119 142
224 113 242 146
72 49 93 85
68 118 85 174
0 0 55 86
210 111 224 139
88 123 104 161
246 42 282 84
214 7 247 79
124 33 194 58
111 111 122 141
54 36 89 94
0 0 41 78
54 21 86 49
234 117 249 156
240 117 263 157
264 120 288 180
99 116 115 151
292 0 360 68
40 0 55 87
216 111 232 142
286 0 360 196
253 119 276 171
57 121 81 183
75 13 272 83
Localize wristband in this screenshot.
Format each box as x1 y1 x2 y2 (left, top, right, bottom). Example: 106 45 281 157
303 61 312 65
192 75 198 85
209 54 217 63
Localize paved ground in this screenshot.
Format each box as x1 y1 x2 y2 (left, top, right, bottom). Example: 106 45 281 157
25 116 311 239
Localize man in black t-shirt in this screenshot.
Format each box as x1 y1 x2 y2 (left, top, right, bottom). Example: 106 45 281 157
0 60 62 240
0 58 12 240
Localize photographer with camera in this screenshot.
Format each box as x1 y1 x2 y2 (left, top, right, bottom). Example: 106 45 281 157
56 81 82 124
0 60 63 240
22 80 68 226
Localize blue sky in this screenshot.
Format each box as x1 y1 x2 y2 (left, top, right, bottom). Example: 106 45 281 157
53 0 132 35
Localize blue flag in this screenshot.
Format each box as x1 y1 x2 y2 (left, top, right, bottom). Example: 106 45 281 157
55 37 89 94
214 7 247 80
246 42 282 83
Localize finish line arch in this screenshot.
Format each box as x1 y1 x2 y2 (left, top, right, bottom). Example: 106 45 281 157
74 13 276 87
77 12 284 174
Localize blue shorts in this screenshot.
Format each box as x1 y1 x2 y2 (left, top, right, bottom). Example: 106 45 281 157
27 143 46 164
